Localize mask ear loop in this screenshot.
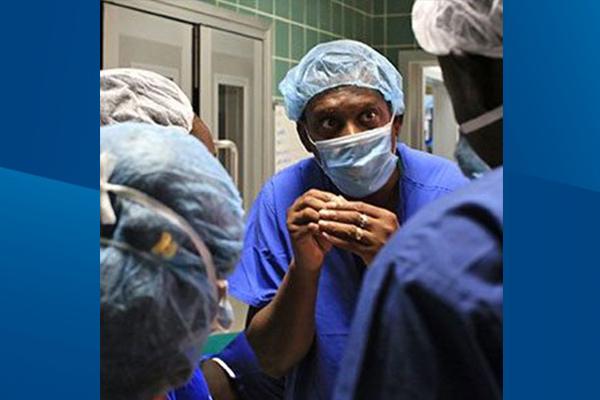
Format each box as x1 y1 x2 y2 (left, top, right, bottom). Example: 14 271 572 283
100 153 218 288
459 105 503 135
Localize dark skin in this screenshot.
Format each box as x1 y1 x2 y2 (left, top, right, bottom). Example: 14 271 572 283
294 86 403 265
247 86 404 378
438 54 503 167
190 114 217 156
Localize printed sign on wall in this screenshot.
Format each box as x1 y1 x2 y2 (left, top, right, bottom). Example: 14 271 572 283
274 103 311 172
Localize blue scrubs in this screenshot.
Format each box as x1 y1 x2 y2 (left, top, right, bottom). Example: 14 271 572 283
213 332 285 399
333 168 503 400
167 368 211 400
168 332 284 400
229 144 468 400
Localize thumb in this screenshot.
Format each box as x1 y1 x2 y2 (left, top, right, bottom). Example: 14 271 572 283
315 232 332 253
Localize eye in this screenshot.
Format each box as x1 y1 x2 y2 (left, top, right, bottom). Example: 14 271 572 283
320 118 339 130
360 110 378 124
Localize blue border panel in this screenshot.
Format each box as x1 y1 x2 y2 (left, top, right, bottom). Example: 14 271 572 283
0 1 99 398
506 1 600 398
0 1 98 189
0 168 98 398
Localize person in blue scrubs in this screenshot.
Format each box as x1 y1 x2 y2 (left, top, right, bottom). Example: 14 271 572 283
100 123 244 400
101 69 278 400
334 1 503 399
228 40 468 399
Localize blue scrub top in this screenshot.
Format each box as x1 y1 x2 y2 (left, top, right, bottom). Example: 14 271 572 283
213 332 286 399
167 332 284 400
167 368 211 400
333 168 503 400
229 144 468 400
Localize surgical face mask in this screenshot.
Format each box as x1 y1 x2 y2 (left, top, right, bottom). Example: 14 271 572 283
308 119 399 198
215 281 234 331
454 136 491 179
455 105 503 179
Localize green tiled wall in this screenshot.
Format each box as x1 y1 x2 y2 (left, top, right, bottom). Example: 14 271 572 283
195 0 418 98
372 0 417 66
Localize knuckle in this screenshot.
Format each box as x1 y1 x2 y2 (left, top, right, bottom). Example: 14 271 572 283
383 224 394 236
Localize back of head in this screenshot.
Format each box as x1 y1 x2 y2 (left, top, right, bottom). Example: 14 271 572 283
100 123 244 399
279 40 405 121
100 68 195 131
412 0 503 172
412 0 503 59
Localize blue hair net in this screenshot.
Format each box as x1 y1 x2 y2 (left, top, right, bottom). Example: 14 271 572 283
100 122 244 399
279 40 405 121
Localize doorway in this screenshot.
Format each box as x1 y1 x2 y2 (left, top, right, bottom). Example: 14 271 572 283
398 50 459 162
102 0 273 211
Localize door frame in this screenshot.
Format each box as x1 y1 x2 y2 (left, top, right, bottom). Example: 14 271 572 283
213 73 250 201
102 0 274 197
397 50 438 150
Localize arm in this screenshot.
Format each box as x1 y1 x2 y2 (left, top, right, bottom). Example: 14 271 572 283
246 261 321 377
246 189 335 377
201 359 238 400
202 330 285 400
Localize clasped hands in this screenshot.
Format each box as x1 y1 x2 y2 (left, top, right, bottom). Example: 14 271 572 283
287 189 399 266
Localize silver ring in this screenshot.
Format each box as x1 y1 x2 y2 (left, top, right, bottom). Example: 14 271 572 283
354 227 364 242
358 213 368 229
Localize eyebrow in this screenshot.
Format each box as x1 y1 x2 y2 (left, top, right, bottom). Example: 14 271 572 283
311 100 384 116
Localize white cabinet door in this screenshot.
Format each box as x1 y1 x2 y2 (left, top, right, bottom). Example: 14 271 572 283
102 4 194 99
200 26 265 210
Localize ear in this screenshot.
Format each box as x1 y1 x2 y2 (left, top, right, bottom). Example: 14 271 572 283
296 120 316 154
391 114 403 150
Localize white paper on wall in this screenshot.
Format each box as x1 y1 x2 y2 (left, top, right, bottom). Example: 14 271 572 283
274 103 311 172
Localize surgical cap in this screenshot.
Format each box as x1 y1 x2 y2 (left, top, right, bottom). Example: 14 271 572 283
100 123 244 400
100 68 195 131
412 0 503 59
279 40 405 121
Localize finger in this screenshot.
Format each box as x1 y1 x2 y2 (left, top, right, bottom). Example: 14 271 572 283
323 200 385 218
290 208 321 225
318 220 375 245
318 209 370 228
303 189 339 203
303 197 330 211
321 232 368 253
314 231 333 252
291 196 330 213
307 222 320 233
289 222 319 237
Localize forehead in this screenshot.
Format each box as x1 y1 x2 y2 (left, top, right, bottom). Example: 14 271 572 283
304 86 387 117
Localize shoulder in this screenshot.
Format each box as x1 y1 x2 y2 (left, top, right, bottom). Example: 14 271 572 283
382 168 503 278
401 167 503 239
168 368 211 400
269 156 320 188
398 143 469 193
368 170 503 316
255 157 323 211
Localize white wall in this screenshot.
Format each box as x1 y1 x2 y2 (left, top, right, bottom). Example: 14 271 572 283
431 82 459 161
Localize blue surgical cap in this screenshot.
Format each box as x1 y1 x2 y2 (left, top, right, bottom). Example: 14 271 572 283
100 122 244 400
279 40 405 121
100 122 244 278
